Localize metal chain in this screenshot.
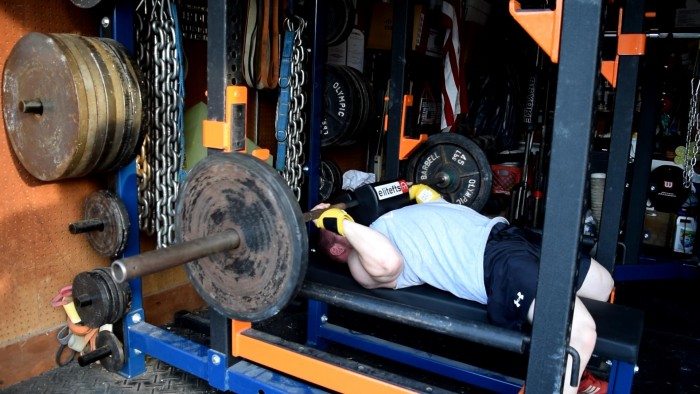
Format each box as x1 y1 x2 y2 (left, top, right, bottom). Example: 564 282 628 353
135 0 155 236
683 78 700 188
281 17 307 200
135 0 183 247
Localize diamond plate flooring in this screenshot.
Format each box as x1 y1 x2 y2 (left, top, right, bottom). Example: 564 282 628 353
0 356 223 394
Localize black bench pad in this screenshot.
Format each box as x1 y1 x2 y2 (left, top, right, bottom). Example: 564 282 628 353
304 257 643 364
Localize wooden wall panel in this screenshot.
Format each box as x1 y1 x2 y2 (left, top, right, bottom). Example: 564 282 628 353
0 0 102 345
0 1 201 387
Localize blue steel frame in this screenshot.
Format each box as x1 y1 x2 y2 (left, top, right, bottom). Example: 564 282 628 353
306 300 524 393
108 0 641 392
110 0 330 392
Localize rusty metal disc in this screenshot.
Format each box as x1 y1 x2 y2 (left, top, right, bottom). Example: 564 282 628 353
99 38 145 171
176 153 308 322
76 36 119 173
2 32 90 181
82 37 128 173
51 34 108 178
83 190 130 258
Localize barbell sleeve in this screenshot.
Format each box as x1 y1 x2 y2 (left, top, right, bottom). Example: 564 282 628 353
111 230 241 283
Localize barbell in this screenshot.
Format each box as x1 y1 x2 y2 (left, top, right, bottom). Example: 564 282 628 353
107 135 492 322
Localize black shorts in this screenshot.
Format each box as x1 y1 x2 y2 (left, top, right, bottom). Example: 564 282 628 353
482 223 591 331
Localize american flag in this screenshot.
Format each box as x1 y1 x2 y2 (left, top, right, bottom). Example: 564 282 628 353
440 0 467 130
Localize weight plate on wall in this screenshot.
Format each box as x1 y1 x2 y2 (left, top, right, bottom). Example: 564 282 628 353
321 65 358 147
405 133 493 212
93 331 125 373
2 32 89 181
72 270 114 328
83 190 130 258
319 159 342 202
51 34 108 178
326 0 356 46
177 153 308 322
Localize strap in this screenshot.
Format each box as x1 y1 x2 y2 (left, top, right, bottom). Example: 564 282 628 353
275 30 295 171
243 0 258 87
268 0 281 89
254 0 271 89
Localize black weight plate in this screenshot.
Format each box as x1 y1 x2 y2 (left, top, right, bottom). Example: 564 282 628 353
319 159 341 202
93 267 131 324
176 153 308 322
91 268 120 324
94 331 125 373
83 190 130 258
326 0 355 46
72 271 112 328
321 65 357 147
340 66 373 146
405 133 492 212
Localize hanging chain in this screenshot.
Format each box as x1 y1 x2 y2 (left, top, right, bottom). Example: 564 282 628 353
281 16 307 200
683 79 700 188
135 0 155 236
136 0 183 247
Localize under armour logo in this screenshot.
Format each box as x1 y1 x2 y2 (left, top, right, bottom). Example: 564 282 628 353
514 292 524 308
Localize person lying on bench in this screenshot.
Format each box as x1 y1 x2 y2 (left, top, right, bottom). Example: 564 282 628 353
312 184 614 394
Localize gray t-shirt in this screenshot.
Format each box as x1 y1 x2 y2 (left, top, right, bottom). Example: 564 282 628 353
370 200 507 304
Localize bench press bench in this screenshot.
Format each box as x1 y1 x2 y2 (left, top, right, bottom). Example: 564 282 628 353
301 257 644 393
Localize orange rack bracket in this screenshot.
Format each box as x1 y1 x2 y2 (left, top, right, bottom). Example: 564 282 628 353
601 9 646 88
509 0 563 63
399 95 428 160
203 85 248 152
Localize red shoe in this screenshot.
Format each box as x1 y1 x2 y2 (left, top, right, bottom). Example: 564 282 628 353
578 370 608 394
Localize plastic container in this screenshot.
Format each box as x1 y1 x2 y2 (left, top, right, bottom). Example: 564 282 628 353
673 216 696 254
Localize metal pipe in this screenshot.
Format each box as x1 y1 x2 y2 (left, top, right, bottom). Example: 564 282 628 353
111 230 240 283
19 99 43 114
68 219 105 234
300 281 529 354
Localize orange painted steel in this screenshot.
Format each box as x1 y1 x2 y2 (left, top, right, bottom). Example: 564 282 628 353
601 8 646 88
231 320 415 393
398 95 428 160
509 0 563 63
203 86 248 151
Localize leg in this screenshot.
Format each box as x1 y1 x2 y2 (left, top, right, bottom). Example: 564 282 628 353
527 297 597 394
577 257 614 302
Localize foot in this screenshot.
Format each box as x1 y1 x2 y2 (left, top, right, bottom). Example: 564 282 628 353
578 369 608 394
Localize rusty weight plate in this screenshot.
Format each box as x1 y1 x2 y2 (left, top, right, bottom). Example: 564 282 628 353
100 38 145 171
82 36 128 173
83 190 130 258
51 34 108 178
2 32 89 181
176 153 308 322
76 36 119 173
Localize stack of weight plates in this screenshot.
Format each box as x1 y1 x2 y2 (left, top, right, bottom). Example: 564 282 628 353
2 32 144 181
321 65 374 147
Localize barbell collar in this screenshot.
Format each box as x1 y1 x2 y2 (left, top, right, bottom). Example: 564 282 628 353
111 230 241 283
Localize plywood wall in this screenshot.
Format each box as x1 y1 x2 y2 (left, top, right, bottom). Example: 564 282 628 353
0 1 204 387
0 0 102 347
